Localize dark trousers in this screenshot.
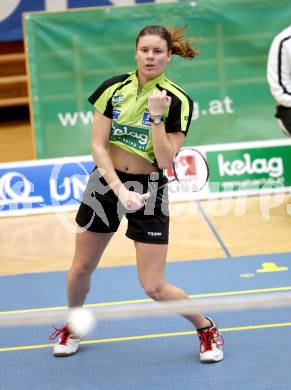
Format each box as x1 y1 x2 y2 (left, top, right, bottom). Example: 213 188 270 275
275 105 291 136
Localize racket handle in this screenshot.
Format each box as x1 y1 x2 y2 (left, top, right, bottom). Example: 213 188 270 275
141 192 151 201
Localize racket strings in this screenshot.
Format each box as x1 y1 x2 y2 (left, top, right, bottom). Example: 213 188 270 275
173 148 209 192
146 181 168 205
142 148 209 201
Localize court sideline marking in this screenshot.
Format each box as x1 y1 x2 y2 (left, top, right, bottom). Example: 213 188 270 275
197 201 232 257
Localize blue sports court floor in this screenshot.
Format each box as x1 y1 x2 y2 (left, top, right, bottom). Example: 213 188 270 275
0 252 290 390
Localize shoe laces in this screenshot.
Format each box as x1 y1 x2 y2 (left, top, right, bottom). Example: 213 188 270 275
49 325 70 345
198 326 224 352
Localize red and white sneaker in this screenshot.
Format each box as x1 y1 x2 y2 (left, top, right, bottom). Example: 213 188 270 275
49 325 81 357
197 318 224 363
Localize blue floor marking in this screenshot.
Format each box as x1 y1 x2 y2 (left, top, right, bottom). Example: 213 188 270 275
0 253 290 390
0 325 291 390
197 201 232 258
0 252 290 310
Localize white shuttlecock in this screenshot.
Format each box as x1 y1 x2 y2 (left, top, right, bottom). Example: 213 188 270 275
68 307 96 338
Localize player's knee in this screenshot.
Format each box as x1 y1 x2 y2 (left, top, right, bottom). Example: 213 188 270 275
143 284 165 301
69 263 93 281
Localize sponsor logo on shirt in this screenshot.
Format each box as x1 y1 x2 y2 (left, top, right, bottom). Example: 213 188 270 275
112 109 121 120
142 111 151 126
110 121 149 151
112 95 124 104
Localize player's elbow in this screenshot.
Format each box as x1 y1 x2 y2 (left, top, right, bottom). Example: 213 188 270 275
91 142 107 162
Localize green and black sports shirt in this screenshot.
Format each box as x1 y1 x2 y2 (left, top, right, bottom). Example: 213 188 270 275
88 71 193 166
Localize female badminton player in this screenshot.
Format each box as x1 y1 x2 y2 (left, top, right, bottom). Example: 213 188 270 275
50 24 224 363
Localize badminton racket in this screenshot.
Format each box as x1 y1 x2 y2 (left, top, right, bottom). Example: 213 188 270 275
142 147 209 200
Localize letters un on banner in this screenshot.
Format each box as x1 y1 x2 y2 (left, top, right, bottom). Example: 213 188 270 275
0 157 95 216
0 140 291 217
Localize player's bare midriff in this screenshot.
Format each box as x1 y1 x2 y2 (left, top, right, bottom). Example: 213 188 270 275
108 145 159 175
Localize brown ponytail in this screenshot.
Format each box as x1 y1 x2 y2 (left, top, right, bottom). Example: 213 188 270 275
167 26 199 59
136 25 198 59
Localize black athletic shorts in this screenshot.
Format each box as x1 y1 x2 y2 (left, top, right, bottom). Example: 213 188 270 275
275 105 291 136
76 167 169 244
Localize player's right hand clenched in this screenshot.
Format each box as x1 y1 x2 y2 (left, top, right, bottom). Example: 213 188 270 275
118 186 144 211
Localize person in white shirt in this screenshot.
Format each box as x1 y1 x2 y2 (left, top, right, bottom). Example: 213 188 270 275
267 25 291 136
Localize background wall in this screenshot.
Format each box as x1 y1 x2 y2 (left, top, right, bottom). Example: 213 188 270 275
0 0 180 41
23 0 291 159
